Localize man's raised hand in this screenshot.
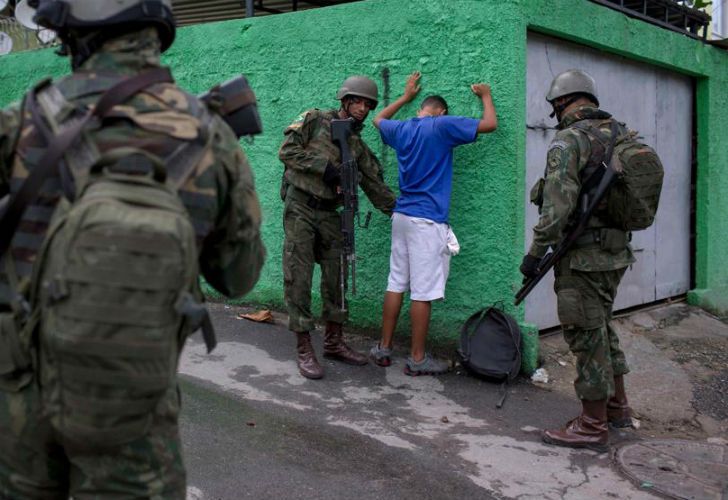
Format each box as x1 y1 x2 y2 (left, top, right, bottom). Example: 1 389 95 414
471 83 491 98
404 71 422 102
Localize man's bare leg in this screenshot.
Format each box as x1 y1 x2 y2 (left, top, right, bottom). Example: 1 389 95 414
410 300 431 362
380 291 404 349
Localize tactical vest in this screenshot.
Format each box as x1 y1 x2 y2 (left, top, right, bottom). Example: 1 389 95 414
0 70 218 451
281 109 366 201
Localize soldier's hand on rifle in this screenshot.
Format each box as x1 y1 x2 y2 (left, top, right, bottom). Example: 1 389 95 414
403 71 422 103
323 161 341 189
519 254 541 280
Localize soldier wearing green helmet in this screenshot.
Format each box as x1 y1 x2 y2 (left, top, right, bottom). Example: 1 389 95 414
279 75 396 380
0 0 265 497
521 68 636 452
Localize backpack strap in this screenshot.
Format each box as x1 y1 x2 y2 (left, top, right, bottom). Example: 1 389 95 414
459 308 488 361
0 67 173 261
574 120 620 210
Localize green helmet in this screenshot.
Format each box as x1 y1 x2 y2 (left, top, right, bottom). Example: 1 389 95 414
336 75 378 107
546 69 599 106
29 0 176 52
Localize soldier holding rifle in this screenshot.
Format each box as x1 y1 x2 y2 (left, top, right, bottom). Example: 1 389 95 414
521 69 637 452
279 76 396 380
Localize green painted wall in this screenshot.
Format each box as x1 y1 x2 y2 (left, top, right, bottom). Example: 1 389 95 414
1 0 727 337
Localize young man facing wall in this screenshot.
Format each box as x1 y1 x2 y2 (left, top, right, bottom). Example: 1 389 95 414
370 71 498 376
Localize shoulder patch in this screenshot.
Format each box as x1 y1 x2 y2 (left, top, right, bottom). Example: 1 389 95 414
294 112 307 124
287 112 307 130
548 140 569 153
287 109 320 131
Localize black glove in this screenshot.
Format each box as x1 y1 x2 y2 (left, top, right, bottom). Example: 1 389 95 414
520 254 541 280
323 162 341 189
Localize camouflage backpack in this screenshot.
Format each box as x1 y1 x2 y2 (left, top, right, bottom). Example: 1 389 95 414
576 121 664 231
37 154 212 450
5 69 216 450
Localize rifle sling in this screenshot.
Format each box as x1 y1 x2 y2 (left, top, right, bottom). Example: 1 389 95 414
515 120 620 305
0 67 173 261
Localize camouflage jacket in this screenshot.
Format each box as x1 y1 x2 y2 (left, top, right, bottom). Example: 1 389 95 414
278 109 396 213
0 28 265 300
529 105 635 272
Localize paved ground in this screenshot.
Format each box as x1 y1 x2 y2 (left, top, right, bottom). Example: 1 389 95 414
179 302 727 500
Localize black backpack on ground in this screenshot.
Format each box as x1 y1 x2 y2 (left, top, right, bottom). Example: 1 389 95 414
457 306 522 407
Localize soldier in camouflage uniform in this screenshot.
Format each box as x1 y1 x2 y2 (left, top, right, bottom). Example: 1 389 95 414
521 69 635 452
0 1 265 498
279 76 396 379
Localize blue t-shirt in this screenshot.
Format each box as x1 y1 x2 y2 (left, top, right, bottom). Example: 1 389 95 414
379 116 479 223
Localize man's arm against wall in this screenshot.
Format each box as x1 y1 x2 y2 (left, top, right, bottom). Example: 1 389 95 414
373 71 421 129
528 132 582 258
200 119 266 298
471 84 498 134
278 111 328 176
357 143 396 215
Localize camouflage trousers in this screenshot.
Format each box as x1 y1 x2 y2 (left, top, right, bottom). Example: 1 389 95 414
283 186 347 332
554 258 629 401
0 375 186 499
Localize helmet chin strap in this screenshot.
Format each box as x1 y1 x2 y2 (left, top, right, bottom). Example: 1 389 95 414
549 95 582 120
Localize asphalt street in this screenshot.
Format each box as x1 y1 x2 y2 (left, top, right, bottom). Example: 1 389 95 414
178 303 665 500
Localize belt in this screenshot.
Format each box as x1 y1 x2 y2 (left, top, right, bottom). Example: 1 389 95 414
287 185 340 212
573 228 631 247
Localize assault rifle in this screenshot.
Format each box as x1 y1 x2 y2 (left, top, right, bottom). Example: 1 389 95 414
515 122 619 306
331 118 371 312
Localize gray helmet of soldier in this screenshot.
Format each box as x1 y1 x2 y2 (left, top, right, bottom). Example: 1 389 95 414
546 69 599 107
336 75 379 108
28 0 176 52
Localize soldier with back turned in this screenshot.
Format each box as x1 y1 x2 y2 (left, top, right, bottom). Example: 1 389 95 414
0 1 265 497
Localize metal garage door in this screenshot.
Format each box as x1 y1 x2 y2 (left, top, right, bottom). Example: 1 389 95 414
525 33 693 330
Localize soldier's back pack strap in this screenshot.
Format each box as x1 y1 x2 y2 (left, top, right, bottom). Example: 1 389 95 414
515 120 619 306
0 67 174 260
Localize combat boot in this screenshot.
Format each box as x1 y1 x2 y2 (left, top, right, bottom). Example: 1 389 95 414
323 322 368 365
607 375 633 428
296 332 324 379
542 399 609 452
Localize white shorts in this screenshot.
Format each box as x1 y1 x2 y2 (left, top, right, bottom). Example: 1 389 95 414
387 212 451 301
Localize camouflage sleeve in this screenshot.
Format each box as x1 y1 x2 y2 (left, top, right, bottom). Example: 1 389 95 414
357 142 396 215
200 117 266 298
528 132 582 258
278 111 328 176
0 105 22 197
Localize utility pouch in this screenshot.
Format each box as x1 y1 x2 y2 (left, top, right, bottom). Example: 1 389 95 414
530 178 545 212
0 312 32 392
200 75 263 138
599 228 629 254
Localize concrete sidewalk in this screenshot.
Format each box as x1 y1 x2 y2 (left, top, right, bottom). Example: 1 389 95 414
179 302 727 500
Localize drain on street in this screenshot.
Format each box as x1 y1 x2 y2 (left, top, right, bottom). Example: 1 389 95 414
617 439 728 500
